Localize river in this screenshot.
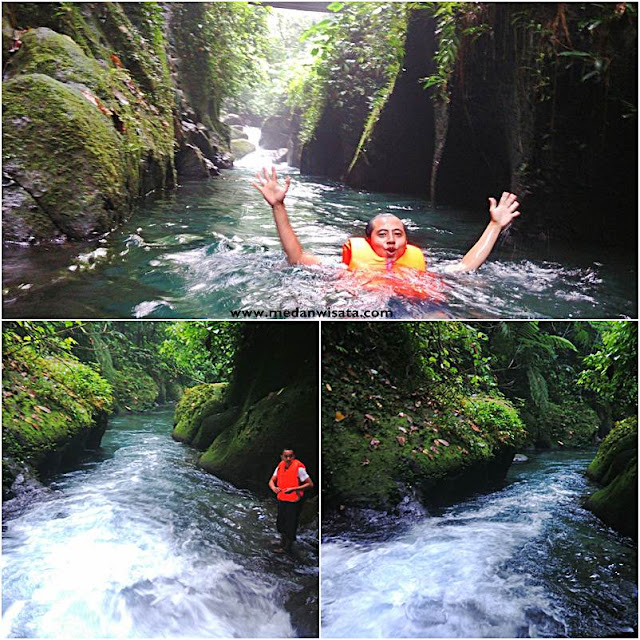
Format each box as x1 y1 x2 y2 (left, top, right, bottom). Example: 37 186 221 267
321 450 637 638
2 130 636 319
1 409 319 638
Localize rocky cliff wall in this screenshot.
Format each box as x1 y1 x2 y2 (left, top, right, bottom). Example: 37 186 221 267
2 3 231 243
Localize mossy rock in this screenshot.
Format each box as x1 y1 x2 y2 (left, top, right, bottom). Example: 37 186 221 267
585 417 637 539
198 382 318 496
230 125 248 140
525 400 599 449
230 138 255 160
3 72 128 240
5 26 106 86
172 383 230 446
322 366 524 509
166 381 183 402
3 27 175 241
112 367 159 412
3 352 113 498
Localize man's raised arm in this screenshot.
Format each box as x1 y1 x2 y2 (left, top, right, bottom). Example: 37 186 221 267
445 192 521 273
252 167 321 266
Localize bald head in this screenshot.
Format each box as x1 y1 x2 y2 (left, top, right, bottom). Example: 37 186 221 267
365 214 406 238
365 214 408 260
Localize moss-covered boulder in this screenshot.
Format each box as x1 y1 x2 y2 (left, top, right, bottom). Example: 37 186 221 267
3 25 174 242
323 367 525 510
112 368 159 412
3 72 128 240
172 383 231 449
172 324 319 497
3 349 113 499
198 382 317 492
230 138 256 160
585 416 637 539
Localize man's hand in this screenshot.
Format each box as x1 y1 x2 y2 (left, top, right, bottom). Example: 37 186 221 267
489 192 520 230
253 167 291 207
445 191 522 273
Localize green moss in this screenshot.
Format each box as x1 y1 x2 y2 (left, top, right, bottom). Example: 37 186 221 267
587 416 637 483
230 138 256 159
172 383 229 444
6 26 106 85
112 368 159 412
2 349 113 496
322 364 524 508
197 382 317 494
585 417 637 538
525 400 600 449
3 72 127 238
3 25 175 241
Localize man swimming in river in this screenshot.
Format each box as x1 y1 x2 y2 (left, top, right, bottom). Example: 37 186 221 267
252 167 521 281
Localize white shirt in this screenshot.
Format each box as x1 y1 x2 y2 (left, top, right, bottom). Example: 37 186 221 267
272 465 309 482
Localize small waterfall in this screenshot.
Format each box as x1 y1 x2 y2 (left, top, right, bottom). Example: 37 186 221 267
235 126 289 170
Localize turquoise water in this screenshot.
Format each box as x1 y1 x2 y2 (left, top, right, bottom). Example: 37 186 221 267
3 164 636 319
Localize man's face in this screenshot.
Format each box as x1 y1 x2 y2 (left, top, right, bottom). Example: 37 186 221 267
368 215 408 261
282 450 295 466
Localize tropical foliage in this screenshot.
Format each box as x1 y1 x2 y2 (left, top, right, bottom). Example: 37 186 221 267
289 2 409 144
579 321 638 418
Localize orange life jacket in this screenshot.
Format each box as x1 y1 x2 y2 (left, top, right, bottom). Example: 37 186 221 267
341 237 444 301
276 459 305 502
341 237 426 272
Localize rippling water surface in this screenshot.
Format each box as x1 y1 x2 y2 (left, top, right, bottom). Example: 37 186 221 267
2 409 318 638
321 450 637 638
3 136 636 318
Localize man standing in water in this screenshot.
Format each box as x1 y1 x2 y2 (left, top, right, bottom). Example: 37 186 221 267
269 448 313 553
252 167 521 279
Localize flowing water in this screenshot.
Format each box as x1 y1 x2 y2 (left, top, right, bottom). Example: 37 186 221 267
3 130 636 319
1 409 318 638
321 450 637 638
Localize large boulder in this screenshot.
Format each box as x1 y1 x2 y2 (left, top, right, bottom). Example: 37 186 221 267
322 323 526 511
259 114 291 150
175 144 217 180
524 400 600 449
2 27 175 241
3 352 113 500
3 73 129 240
230 138 256 160
171 324 318 497
586 416 637 539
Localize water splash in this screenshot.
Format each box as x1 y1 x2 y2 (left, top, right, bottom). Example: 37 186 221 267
322 451 637 638
2 411 317 638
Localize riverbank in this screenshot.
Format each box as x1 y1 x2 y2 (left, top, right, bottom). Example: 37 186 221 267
321 449 637 638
